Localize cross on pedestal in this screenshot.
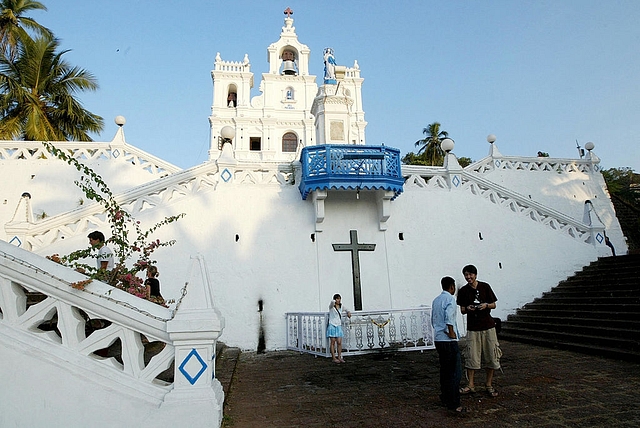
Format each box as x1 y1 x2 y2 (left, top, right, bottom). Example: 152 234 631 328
332 230 376 311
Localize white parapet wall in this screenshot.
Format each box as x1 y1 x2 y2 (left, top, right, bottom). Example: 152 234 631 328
0 241 225 428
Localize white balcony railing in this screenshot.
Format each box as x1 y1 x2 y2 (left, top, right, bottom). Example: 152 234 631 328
286 307 435 357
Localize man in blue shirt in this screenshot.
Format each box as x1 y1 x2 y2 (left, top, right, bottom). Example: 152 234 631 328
431 276 463 414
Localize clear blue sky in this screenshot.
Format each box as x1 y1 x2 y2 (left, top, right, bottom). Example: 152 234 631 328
34 1 639 171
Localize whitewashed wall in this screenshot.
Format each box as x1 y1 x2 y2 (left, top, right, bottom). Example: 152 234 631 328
17 152 615 351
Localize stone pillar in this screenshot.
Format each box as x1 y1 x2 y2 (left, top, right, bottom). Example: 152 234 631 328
444 152 463 191
161 255 225 426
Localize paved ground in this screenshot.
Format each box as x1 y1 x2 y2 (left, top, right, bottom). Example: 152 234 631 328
216 340 640 428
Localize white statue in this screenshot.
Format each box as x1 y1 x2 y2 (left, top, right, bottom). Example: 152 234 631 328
323 48 336 83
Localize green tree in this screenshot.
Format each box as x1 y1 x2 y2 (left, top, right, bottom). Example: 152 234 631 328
414 122 449 166
0 34 104 140
458 156 473 168
0 0 51 60
602 167 639 203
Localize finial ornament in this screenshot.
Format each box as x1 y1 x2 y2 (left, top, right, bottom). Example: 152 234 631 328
284 7 293 18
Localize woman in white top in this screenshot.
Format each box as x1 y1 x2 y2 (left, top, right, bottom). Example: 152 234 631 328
327 293 351 363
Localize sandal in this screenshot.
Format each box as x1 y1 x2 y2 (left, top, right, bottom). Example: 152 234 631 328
447 406 466 416
485 385 498 397
459 386 475 395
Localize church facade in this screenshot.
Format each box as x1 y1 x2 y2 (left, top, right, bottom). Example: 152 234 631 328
1 13 625 354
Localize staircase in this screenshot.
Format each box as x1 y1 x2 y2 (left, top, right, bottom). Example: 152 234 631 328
500 253 640 362
611 194 640 253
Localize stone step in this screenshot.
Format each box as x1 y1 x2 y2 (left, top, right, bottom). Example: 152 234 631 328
540 289 640 298
511 308 639 321
499 325 639 352
557 277 636 288
502 320 639 340
499 334 639 362
520 302 640 312
506 313 640 329
534 294 640 303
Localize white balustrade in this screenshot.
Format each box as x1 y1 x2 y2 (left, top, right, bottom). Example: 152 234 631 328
401 161 604 247
0 241 224 426
0 140 180 176
7 160 293 251
286 308 435 357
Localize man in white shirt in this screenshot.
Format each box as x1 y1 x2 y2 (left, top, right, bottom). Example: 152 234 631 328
431 276 463 414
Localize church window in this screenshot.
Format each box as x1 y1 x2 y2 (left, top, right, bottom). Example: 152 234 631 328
286 87 294 100
250 137 261 151
227 84 238 107
282 132 297 152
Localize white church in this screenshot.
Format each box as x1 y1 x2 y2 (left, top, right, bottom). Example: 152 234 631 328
0 10 626 428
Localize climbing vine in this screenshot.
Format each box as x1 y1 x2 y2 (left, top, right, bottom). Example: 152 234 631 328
43 142 185 305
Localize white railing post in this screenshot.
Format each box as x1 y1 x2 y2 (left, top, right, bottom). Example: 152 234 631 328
161 255 225 426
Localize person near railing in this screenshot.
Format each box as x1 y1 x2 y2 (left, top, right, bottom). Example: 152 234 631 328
88 231 114 271
144 265 164 301
431 276 463 414
457 264 501 398
327 293 351 363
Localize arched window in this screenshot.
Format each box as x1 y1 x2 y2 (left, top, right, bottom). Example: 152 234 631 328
285 87 294 100
227 84 238 107
282 132 298 152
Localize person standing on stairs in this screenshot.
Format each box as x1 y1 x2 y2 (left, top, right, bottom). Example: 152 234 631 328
87 231 114 271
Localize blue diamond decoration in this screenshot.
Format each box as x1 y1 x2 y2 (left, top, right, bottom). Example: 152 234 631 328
596 232 604 244
9 236 22 247
494 160 501 167
221 168 232 182
112 149 120 158
179 348 207 385
452 175 460 187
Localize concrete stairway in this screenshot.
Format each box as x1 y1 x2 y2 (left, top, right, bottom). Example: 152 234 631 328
500 253 640 362
611 194 640 253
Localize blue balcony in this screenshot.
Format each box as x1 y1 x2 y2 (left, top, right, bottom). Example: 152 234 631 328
299 145 404 200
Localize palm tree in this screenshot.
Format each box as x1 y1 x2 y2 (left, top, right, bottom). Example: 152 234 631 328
0 0 51 60
0 34 104 141
414 122 449 166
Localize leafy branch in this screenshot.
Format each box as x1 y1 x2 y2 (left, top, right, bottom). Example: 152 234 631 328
43 142 185 303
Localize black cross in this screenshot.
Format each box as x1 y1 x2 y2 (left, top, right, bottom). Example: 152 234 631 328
332 230 375 311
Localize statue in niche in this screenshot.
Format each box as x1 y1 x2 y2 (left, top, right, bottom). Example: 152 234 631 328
323 48 336 83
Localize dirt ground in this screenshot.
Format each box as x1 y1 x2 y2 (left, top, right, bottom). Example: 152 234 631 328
217 340 640 428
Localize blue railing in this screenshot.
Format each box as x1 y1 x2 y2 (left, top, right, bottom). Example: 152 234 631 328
298 145 404 200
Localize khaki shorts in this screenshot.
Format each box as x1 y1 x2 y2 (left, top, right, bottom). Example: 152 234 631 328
464 328 502 370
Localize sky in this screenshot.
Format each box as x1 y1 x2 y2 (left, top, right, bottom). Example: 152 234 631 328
32 1 640 171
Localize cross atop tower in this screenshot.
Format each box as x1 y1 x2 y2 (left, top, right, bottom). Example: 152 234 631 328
284 7 293 18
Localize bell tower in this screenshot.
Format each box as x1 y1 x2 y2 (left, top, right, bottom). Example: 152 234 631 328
208 8 318 162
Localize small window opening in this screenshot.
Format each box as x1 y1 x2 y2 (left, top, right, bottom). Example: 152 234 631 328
282 132 297 152
250 137 261 151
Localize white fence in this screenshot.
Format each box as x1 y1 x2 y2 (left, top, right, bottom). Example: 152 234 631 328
286 308 435 357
